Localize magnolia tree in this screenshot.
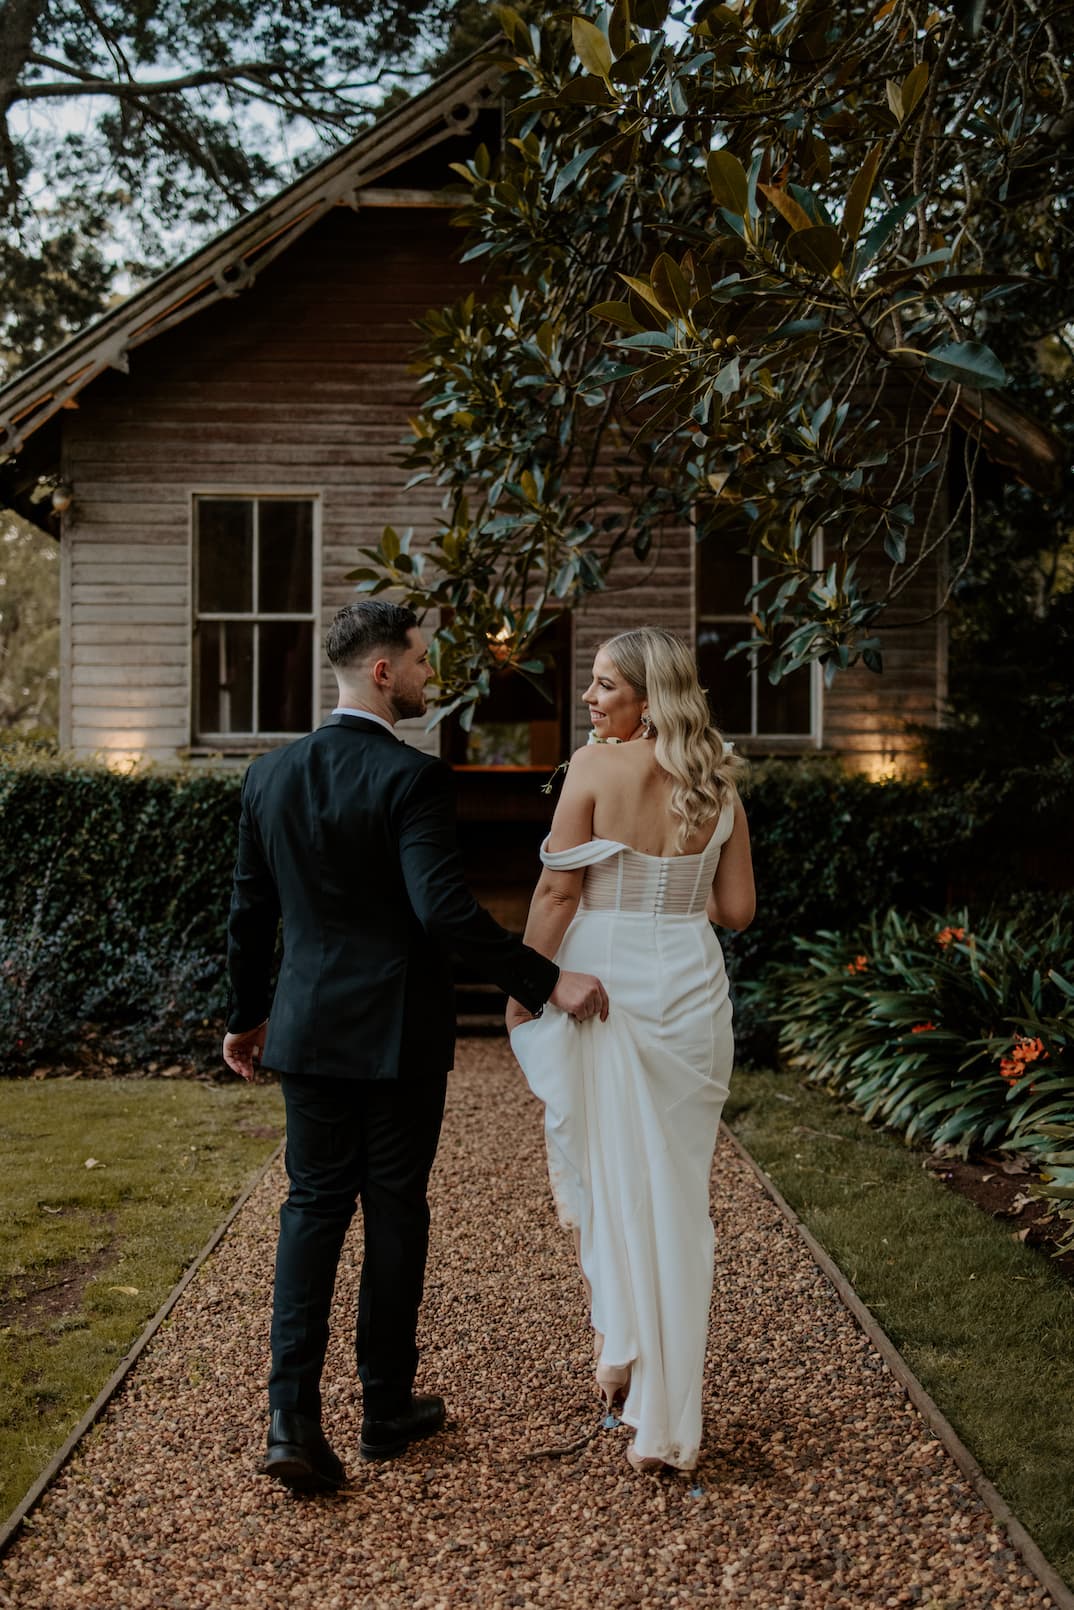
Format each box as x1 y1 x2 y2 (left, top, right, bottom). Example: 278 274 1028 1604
350 0 1071 725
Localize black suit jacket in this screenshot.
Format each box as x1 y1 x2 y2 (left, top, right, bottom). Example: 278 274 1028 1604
226 714 559 1080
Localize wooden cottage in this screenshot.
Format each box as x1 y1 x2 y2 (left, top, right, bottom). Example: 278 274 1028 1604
0 50 1058 801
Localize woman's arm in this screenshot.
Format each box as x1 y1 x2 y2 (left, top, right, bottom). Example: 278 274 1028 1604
506 749 595 1029
706 793 756 931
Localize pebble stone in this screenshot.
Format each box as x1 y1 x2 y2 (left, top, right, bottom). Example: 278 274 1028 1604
0 1041 1058 1609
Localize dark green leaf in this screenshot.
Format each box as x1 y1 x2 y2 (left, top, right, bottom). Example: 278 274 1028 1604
785 225 843 275
650 252 693 319
842 143 883 242
615 330 676 348
590 300 644 332
883 529 907 564
856 194 925 270
923 339 1007 389
551 145 603 204
706 149 749 216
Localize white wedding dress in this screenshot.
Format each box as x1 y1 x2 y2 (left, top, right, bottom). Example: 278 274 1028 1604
509 799 736 1470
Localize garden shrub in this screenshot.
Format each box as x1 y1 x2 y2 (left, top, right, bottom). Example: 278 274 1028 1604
0 745 242 954
0 875 230 1076
0 747 242 1074
0 745 1068 1075
756 906 1074 1247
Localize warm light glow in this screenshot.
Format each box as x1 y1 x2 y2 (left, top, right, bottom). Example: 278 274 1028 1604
853 750 917 782
488 623 513 663
101 737 147 772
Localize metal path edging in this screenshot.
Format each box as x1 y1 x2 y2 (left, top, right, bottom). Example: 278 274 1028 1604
720 1121 1074 1610
0 1138 286 1558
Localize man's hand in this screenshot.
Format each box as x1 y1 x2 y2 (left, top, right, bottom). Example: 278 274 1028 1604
550 970 609 1023
222 1020 268 1081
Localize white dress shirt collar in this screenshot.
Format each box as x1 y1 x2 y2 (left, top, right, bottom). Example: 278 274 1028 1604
331 706 398 738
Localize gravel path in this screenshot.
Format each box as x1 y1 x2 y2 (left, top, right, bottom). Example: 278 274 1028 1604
0 1041 1057 1610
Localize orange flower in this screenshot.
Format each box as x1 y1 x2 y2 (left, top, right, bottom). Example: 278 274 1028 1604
911 1021 936 1034
936 926 966 948
846 954 869 974
999 1034 1047 1083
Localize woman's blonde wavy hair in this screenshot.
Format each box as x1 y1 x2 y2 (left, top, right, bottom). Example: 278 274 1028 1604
601 626 743 852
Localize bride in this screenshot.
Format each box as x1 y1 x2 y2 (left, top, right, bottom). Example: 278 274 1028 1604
506 626 755 1473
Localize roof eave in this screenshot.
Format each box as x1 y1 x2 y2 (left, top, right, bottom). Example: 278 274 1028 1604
0 43 504 459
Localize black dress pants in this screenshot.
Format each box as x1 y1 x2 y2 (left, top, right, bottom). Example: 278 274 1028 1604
269 1069 448 1421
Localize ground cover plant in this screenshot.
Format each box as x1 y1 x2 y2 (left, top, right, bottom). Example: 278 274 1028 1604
753 907 1074 1248
0 1078 284 1526
723 1066 1074 1590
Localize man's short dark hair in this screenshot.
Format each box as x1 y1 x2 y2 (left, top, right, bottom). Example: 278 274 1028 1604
325 601 418 669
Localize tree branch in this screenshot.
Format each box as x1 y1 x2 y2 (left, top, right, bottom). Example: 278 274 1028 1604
14 61 300 101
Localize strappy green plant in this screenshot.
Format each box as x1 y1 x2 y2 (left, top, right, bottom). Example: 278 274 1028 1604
757 909 1074 1249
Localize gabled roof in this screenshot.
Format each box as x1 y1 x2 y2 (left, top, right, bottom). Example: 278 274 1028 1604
0 47 500 463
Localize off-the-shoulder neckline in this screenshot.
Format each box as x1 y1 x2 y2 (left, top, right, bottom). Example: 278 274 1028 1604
545 800 732 863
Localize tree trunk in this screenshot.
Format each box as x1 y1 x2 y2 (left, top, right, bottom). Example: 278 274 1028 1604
0 0 48 211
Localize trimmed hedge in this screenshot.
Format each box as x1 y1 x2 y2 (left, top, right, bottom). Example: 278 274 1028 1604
0 748 243 953
0 749 243 1074
0 745 1067 1074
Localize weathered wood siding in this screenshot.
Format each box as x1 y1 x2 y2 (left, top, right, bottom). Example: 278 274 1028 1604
60 206 476 763
59 201 943 775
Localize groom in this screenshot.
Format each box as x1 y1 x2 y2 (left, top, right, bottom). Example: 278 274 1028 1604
223 600 607 1491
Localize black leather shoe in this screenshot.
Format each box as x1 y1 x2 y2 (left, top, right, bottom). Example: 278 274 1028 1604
359 1394 447 1462
259 1409 346 1492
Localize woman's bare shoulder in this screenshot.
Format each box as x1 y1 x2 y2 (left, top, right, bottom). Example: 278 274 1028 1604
568 741 623 767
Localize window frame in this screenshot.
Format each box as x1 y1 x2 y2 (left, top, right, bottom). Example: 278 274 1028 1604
694 527 824 749
188 489 321 750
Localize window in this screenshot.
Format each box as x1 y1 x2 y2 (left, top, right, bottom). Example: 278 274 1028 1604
696 535 817 741
193 496 316 742
444 612 572 768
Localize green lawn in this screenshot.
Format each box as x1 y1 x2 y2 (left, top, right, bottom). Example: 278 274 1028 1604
725 1066 1074 1591
0 1078 284 1525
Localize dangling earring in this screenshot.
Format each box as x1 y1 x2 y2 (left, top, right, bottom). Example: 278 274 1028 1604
641 712 655 737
